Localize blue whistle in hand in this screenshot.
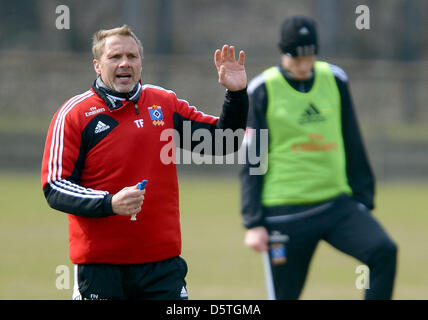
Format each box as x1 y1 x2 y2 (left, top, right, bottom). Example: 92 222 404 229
131 180 148 221
137 180 148 190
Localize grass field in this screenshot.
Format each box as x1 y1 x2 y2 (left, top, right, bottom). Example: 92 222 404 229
0 172 427 300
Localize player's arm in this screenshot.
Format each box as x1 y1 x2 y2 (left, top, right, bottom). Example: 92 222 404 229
240 77 270 251
333 66 375 209
41 106 115 218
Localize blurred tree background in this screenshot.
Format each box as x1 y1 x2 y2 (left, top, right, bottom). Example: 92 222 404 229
0 0 427 180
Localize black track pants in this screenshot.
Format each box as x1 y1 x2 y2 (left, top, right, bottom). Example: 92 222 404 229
263 194 397 300
72 256 188 300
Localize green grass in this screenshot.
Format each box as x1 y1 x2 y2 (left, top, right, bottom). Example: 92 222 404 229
0 173 427 300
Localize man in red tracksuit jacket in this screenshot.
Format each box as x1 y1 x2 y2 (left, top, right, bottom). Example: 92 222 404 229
41 25 248 300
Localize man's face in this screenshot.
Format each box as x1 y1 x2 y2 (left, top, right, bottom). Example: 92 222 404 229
93 35 142 93
282 55 316 80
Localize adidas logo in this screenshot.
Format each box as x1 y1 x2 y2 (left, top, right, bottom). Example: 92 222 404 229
94 121 110 134
299 103 325 124
304 104 320 116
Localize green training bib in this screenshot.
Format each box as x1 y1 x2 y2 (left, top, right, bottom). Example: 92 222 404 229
261 61 352 206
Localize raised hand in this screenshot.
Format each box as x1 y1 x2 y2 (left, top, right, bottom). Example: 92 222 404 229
214 45 247 91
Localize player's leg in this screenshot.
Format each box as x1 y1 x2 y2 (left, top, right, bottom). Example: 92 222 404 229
267 237 318 299
73 264 126 300
264 203 330 299
323 196 397 299
127 256 188 300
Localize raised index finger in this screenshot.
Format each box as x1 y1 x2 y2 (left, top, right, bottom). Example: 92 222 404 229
214 49 222 68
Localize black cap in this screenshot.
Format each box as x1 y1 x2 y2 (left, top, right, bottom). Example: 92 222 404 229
278 16 318 57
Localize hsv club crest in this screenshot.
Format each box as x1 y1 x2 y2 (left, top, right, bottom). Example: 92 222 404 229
148 105 165 126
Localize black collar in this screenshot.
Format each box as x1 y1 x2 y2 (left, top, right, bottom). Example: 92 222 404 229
92 77 142 113
279 65 315 93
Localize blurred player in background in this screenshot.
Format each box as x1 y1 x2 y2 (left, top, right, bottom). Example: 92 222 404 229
41 25 248 300
240 16 397 299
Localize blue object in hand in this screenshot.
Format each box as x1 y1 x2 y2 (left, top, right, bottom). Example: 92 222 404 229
131 180 148 221
138 180 148 190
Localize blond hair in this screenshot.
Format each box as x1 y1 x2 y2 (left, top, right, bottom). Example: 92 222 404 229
92 25 143 60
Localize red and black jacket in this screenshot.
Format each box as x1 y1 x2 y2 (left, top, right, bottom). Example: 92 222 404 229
41 82 248 264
